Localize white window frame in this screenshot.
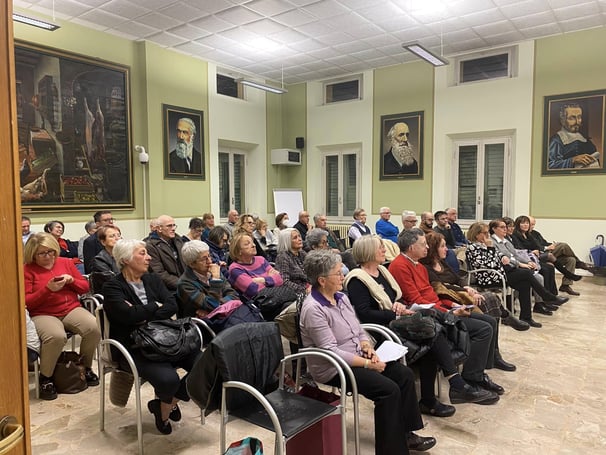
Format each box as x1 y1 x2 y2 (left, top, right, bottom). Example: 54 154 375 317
322 74 363 105
452 136 512 223
321 147 360 222
455 46 517 85
218 148 246 219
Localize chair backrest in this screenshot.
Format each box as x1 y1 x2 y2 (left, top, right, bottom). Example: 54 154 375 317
187 322 282 414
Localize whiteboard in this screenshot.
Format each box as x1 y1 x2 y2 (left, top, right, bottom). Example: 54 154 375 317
273 189 303 228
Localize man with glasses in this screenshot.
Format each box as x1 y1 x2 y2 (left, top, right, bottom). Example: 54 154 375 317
401 210 418 231
294 210 312 241
146 214 186 291
375 206 399 243
83 210 115 273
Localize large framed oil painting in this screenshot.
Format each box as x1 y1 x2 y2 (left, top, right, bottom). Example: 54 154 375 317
15 42 133 210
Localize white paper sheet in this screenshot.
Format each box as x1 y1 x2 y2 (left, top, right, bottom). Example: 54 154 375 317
375 340 408 362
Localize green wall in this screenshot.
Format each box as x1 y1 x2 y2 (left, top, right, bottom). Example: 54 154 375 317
372 62 435 214
141 42 209 217
266 83 307 212
531 27 606 219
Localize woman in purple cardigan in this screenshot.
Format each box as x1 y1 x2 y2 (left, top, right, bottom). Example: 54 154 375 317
227 232 283 300
299 249 436 455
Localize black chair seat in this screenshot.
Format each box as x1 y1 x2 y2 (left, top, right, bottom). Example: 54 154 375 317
230 388 337 438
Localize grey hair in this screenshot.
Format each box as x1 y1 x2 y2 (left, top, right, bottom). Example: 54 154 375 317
277 228 298 254
397 228 424 253
306 228 328 249
313 213 323 224
181 239 209 266
401 210 416 219
304 250 342 288
84 220 97 234
112 239 146 271
178 117 196 136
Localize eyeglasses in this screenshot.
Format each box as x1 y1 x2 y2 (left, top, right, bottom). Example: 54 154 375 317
36 250 56 257
163 224 177 229
324 271 344 278
198 255 212 262
319 240 329 246
404 219 417 223
481 230 489 234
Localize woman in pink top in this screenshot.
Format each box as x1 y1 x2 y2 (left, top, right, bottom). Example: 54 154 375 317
227 232 283 300
24 233 100 400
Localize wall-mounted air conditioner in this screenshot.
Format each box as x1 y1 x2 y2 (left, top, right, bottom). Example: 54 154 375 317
271 148 301 166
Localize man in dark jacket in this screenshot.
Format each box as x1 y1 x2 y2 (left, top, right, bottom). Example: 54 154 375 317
293 210 311 241
83 210 114 273
146 214 186 291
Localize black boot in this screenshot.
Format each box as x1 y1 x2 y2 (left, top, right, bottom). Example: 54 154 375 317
554 259 582 281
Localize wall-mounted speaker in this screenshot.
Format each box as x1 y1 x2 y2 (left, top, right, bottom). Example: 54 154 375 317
295 137 305 149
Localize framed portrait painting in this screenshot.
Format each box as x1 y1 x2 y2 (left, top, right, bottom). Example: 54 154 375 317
380 111 424 180
542 90 606 176
163 104 205 180
15 42 133 210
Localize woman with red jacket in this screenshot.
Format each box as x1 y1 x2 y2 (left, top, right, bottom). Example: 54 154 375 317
24 233 100 400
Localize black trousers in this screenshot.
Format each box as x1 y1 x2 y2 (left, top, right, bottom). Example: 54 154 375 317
128 349 201 404
506 268 556 319
327 362 422 455
538 262 558 295
414 331 456 401
459 313 495 382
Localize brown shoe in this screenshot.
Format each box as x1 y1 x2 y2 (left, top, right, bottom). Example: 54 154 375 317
559 285 580 296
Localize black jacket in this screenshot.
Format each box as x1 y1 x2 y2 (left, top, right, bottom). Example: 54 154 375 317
102 273 177 349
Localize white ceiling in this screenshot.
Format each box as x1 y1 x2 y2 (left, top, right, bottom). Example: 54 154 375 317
13 0 606 85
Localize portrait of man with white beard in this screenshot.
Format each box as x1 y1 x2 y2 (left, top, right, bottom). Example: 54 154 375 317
164 105 204 179
382 120 421 178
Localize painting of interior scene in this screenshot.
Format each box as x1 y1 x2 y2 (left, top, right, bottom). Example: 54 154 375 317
15 43 133 210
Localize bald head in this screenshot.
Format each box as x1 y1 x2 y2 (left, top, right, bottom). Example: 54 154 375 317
156 214 177 240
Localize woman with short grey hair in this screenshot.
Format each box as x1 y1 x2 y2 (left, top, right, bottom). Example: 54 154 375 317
177 240 238 318
103 238 198 436
300 249 436 454
275 228 308 294
306 228 329 250
112 239 146 271
302 249 342 287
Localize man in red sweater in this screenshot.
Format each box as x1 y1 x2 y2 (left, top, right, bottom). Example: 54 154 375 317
390 228 506 403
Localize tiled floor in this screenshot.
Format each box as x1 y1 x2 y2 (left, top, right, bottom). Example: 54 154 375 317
29 273 606 454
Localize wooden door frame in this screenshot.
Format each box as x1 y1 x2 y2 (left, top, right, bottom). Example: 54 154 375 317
0 0 31 453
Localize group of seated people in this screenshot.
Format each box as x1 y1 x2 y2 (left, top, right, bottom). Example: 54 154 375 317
22 206 593 453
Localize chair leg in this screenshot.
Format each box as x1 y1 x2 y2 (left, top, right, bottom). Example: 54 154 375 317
34 359 40 400
134 377 144 455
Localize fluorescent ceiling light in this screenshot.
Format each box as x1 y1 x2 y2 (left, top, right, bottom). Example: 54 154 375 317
13 13 60 31
236 78 287 94
403 43 448 66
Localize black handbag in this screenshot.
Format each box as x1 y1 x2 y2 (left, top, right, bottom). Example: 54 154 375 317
438 311 471 363
389 311 437 341
53 351 88 394
251 286 299 321
130 317 201 362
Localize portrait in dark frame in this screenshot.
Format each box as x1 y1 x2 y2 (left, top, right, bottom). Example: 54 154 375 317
543 90 605 176
163 104 205 180
15 42 133 210
380 111 424 180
